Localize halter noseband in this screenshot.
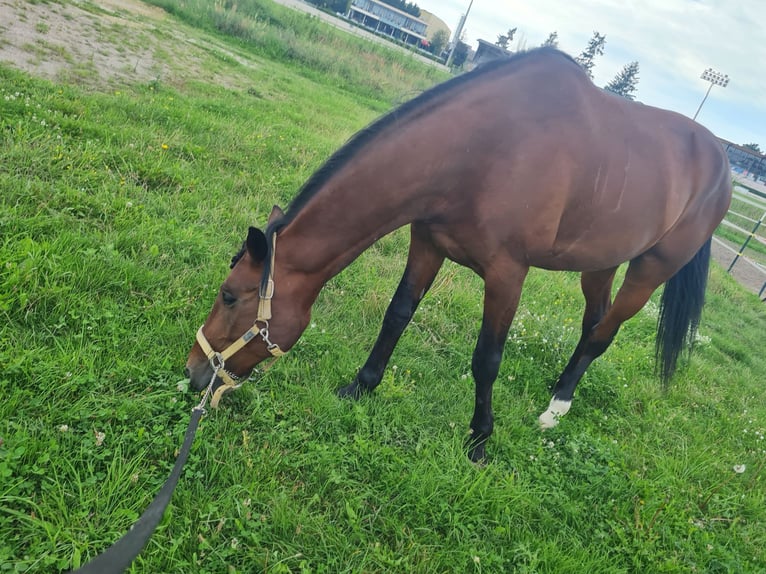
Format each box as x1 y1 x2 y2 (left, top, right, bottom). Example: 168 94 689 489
195 234 285 408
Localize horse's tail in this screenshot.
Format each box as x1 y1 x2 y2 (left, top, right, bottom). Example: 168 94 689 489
655 237 712 384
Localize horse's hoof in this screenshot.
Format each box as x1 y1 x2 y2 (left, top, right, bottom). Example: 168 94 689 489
337 381 368 400
468 446 487 466
466 434 488 465
538 398 572 430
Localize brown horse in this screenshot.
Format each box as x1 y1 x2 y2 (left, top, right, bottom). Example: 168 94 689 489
185 48 731 462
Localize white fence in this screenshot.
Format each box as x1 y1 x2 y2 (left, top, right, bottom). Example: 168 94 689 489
715 181 766 300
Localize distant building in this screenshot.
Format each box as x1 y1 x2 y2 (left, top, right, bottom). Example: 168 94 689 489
347 0 428 47
721 139 766 182
419 9 450 42
472 39 513 68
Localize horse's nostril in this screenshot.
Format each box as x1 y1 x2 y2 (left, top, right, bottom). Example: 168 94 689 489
183 366 191 378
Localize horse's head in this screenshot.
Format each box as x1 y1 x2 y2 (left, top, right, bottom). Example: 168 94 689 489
184 208 311 402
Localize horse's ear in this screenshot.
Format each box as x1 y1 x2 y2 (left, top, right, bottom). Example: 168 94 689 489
246 226 268 263
268 205 285 224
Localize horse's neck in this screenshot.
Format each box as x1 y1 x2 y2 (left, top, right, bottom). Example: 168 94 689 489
278 172 416 288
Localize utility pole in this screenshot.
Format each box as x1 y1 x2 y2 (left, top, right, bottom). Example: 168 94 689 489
446 0 474 67
693 68 729 121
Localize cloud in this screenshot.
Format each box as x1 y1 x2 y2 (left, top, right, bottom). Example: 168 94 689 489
416 0 766 144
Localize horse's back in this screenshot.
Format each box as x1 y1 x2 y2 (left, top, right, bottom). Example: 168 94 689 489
428 50 731 272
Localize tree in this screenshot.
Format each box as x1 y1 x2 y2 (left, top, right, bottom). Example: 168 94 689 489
743 143 762 153
429 29 449 57
604 61 640 100
495 27 517 50
450 41 469 68
378 0 421 17
541 31 558 48
575 31 606 79
305 0 350 12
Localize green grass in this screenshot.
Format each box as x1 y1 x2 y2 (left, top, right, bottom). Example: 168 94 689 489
2 2 766 572
144 0 447 104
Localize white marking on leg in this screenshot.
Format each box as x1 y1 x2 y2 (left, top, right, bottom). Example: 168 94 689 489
538 398 572 430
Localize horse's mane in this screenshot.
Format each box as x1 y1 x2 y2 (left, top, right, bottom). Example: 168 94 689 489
236 48 579 292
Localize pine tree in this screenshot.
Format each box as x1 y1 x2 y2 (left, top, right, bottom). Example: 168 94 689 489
575 32 606 79
541 31 558 48
495 28 517 50
604 61 640 100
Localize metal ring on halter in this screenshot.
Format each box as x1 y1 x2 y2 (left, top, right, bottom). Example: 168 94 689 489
210 352 225 371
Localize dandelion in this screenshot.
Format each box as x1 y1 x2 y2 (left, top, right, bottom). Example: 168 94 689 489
161 143 169 150
95 431 106 446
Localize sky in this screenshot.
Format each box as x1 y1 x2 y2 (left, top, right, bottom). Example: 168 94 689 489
413 0 765 149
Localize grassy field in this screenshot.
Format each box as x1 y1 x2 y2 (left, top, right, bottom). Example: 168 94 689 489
1 1 766 572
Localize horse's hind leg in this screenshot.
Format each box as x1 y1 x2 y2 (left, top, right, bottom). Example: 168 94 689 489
539 257 670 429
338 224 444 399
539 268 617 427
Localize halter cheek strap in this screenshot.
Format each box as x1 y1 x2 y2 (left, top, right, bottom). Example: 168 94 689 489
195 234 285 408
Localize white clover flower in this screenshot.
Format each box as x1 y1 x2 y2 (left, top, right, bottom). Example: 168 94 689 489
733 464 746 474
58 424 69 432
95 431 106 446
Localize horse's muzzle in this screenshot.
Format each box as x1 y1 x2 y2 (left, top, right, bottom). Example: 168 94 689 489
184 361 217 392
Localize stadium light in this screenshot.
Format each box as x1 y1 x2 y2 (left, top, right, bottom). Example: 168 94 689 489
446 0 475 67
693 68 729 121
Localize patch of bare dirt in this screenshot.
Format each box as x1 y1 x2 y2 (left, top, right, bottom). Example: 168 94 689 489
712 237 765 299
0 0 255 89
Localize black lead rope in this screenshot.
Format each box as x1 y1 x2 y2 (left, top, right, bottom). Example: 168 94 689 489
70 407 205 574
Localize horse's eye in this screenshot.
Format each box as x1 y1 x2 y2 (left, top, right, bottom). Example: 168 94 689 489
221 290 237 307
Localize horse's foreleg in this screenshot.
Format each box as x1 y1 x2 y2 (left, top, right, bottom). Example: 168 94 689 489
338 225 443 399
468 263 528 463
539 260 663 429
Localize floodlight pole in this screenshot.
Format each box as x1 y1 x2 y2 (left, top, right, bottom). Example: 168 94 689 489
446 0 474 67
693 67 729 121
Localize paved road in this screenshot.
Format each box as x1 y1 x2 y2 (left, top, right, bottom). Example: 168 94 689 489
270 0 448 71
